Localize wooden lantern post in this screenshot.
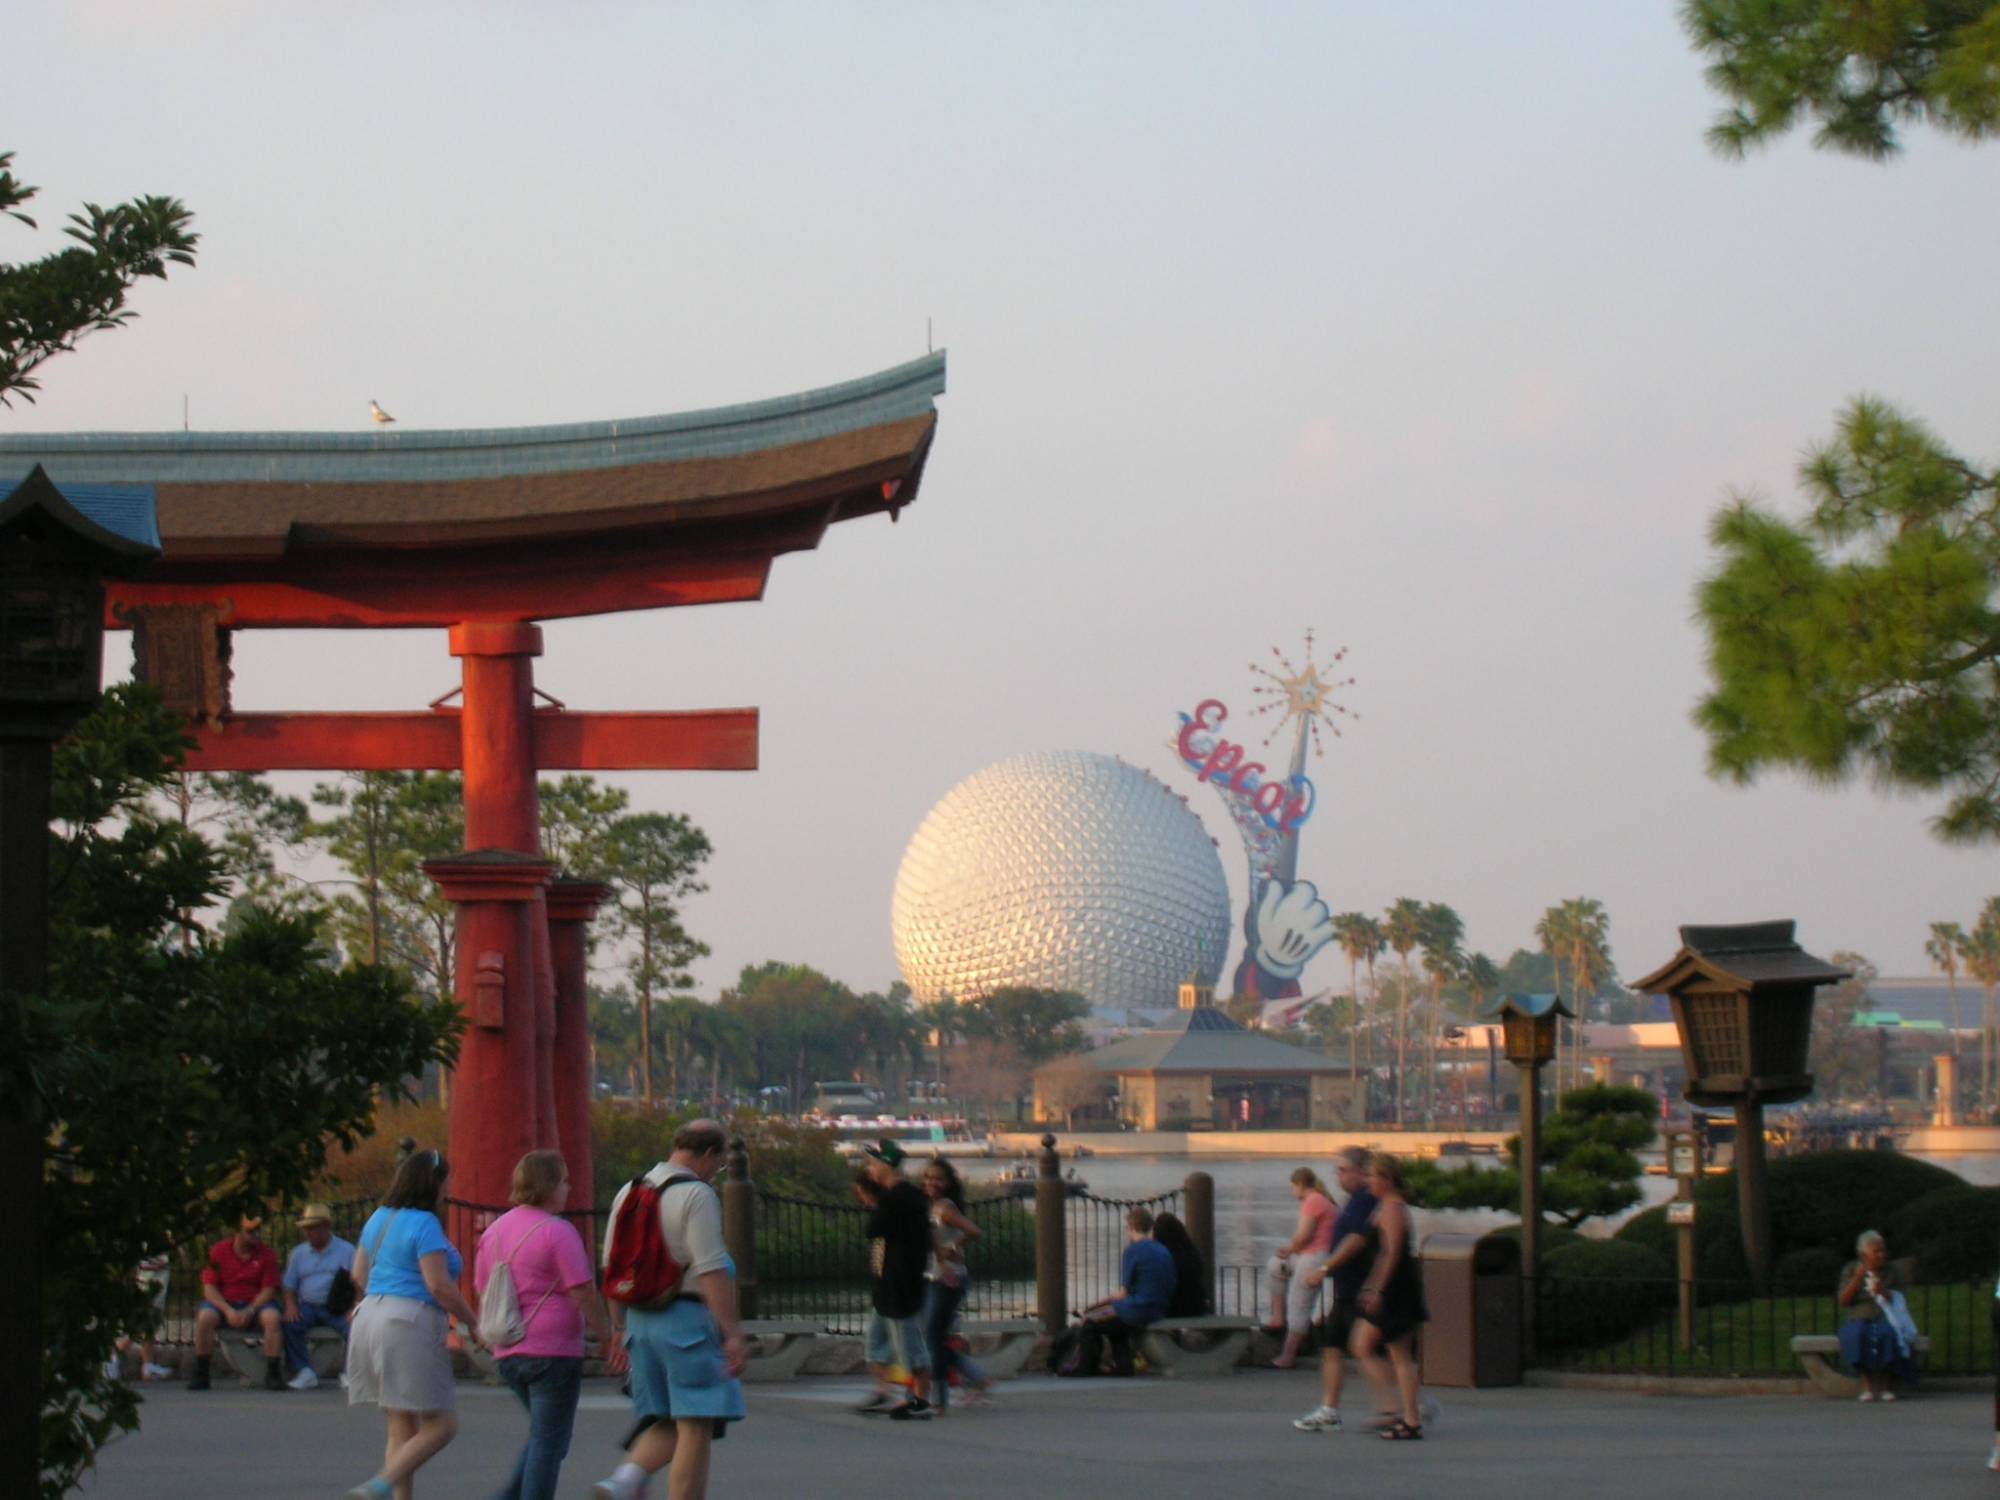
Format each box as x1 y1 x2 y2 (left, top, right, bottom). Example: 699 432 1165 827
1480 992 1571 1361
1633 922 1846 1297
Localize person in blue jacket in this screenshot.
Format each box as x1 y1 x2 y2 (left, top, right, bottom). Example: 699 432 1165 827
1074 1207 1179 1376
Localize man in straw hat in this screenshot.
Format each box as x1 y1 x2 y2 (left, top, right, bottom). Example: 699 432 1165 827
281 1203 356 1390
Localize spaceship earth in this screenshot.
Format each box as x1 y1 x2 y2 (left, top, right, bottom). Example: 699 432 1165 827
891 750 1233 1008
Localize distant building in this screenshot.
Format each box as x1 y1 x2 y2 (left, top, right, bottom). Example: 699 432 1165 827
1034 976 1362 1130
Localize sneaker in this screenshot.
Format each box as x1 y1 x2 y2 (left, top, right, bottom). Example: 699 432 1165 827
186 1366 211 1392
889 1398 933 1421
1859 1390 1877 1403
1881 1391 1898 1403
590 1472 644 1500
141 1363 174 1381
1419 1394 1442 1425
287 1367 320 1391
1294 1405 1342 1432
1985 1444 1999 1472
345 1482 393 1500
855 1390 897 1415
338 1372 350 1390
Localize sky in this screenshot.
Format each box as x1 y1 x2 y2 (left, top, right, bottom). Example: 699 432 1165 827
9 3 1998 993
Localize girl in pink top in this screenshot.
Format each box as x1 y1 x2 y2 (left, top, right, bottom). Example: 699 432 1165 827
1266 1168 1339 1368
474 1152 624 1500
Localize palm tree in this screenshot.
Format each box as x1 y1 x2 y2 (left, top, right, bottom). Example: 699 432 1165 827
1560 897 1612 1093
1383 899 1426 1129
1332 913 1379 1083
1535 903 1574 1091
1960 907 2000 1111
1928 921 1967 1063
1418 903 1465 1126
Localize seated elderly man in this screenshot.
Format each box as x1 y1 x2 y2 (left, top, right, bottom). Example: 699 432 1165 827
281 1203 356 1390
189 1216 286 1391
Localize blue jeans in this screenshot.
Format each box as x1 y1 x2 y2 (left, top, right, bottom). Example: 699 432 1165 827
493 1355 583 1500
921 1279 987 1410
282 1301 350 1373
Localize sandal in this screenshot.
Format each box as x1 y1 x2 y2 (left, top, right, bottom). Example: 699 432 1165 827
1379 1419 1424 1441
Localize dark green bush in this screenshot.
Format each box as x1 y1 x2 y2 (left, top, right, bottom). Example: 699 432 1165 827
1772 1246 1845 1288
1483 1221 1582 1257
1539 1238 1674 1349
1885 1185 2000 1284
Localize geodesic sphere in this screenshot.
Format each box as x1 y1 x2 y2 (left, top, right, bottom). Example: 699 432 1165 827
891 750 1232 1009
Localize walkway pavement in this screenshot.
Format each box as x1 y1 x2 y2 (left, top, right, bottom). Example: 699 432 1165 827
83 1369 1997 1499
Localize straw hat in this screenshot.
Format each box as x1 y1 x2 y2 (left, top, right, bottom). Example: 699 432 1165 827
296 1204 333 1227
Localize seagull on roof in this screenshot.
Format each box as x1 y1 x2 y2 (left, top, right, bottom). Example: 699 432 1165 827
369 400 396 425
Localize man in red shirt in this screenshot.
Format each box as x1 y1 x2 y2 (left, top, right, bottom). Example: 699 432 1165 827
189 1216 285 1391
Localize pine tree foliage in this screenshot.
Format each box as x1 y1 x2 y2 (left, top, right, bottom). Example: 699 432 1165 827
1684 0 2000 159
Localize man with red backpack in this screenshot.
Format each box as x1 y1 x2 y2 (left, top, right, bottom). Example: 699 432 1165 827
590 1119 746 1500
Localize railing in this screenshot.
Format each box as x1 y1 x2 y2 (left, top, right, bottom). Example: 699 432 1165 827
1068 1188 1184 1312
151 1197 378 1344
1534 1277 1995 1377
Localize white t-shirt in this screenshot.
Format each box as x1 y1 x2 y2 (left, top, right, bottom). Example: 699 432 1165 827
603 1163 729 1280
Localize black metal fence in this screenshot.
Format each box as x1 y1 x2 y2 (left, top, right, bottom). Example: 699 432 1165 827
1069 1188 1183 1313
1534 1276 1995 1378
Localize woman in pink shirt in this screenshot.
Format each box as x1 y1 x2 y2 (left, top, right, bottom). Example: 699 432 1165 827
1265 1168 1339 1368
475 1152 625 1500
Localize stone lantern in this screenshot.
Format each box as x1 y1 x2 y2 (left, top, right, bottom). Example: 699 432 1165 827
1480 993 1571 1357
1632 921 1848 1294
0 465 158 1496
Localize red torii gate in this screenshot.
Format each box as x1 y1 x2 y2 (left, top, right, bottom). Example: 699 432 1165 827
1 354 946 1225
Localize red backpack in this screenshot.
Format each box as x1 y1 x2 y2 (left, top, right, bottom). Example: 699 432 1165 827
603 1168 695 1308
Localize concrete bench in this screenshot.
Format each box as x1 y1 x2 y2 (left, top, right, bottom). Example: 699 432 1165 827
959 1318 1042 1380
739 1318 821 1383
1138 1316 1258 1378
1789 1333 1930 1398
219 1326 344 1384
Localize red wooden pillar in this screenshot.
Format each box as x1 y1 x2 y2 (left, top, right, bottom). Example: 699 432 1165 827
425 852 555 1214
548 878 612 1235
434 621 553 1217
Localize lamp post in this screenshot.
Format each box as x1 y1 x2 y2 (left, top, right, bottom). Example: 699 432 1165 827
1481 992 1571 1361
0 466 158 1498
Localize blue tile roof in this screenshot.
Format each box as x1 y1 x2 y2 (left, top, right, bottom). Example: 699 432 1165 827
0 477 161 551
0 352 946 488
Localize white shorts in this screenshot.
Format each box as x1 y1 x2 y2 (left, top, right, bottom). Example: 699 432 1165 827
344 1295 455 1412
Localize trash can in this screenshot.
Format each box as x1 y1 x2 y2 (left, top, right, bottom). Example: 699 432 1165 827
1417 1232 1521 1388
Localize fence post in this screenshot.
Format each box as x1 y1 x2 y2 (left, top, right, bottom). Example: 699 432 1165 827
723 1135 757 1319
1035 1133 1067 1333
1183 1170 1215 1309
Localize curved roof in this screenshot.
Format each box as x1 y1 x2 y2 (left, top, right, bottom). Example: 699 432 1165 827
0 354 946 626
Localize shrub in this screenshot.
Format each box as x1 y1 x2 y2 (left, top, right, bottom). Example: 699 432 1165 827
1539 1238 1674 1349
1886 1185 2000 1284
1772 1246 1846 1288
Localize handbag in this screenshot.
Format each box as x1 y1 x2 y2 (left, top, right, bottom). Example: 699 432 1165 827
325 1267 358 1317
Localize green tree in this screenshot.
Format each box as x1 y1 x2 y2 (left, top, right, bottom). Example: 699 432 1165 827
0 150 198 405
1958 902 2000 1109
1810 951 1878 1101
603 812 713 1107
1559 898 1613 1093
1418 902 1465 1124
1684 6 2000 843
918 996 964 1098
1682 0 2000 160
1404 1084 1658 1228
28 685 456 1499
1383 898 1425 1128
161 772 316 919
963 986 1091 1063
539 773 629 877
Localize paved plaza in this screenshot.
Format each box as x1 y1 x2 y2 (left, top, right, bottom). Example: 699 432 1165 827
83 1370 2000 1499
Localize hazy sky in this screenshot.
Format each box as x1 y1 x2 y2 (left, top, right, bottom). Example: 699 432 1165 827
11 3 1998 992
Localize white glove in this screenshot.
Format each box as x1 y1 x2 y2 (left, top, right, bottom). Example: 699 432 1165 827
1253 880 1336 980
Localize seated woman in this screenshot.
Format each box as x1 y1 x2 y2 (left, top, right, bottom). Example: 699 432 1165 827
1152 1212 1209 1318
1838 1229 1918 1401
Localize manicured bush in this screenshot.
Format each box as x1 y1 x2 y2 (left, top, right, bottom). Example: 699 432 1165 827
1885 1185 2000 1284
1538 1238 1674 1349
1772 1246 1845 1288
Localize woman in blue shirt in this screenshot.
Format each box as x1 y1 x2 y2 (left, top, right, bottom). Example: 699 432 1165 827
344 1148 482 1500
